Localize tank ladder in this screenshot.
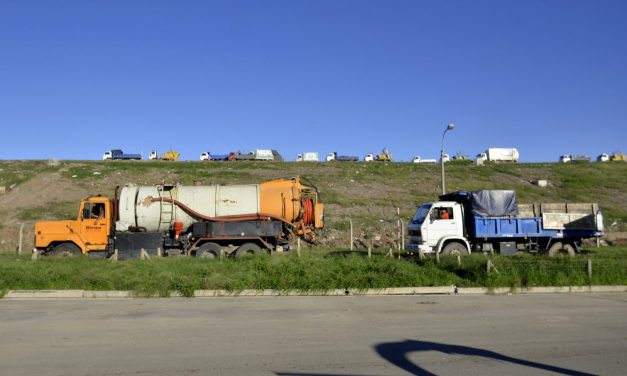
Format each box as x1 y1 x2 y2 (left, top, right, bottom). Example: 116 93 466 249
158 189 175 232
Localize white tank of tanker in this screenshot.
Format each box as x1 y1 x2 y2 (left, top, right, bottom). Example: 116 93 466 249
118 184 260 232
116 177 323 234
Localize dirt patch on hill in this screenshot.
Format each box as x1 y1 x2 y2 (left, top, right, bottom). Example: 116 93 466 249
0 172 89 252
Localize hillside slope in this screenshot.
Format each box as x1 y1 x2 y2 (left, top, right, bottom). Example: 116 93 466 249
1 160 626 252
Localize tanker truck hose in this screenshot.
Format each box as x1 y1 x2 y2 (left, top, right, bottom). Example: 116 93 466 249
150 197 294 227
302 199 315 226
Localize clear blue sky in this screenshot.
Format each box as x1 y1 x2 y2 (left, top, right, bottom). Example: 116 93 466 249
1 0 626 162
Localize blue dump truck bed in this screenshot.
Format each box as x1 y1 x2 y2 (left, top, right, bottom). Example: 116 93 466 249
110 149 141 160
470 216 601 239
441 190 603 241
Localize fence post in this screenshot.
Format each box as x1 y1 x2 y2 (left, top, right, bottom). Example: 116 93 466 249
140 248 150 260
400 219 405 252
486 259 491 276
435 251 439 263
396 207 401 250
587 258 592 279
457 254 461 267
348 218 353 251
18 222 25 255
368 245 372 258
297 238 301 258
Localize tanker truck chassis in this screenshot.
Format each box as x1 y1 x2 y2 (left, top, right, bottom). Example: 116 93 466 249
34 177 324 259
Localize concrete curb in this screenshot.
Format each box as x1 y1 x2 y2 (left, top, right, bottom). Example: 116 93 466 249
2 285 625 299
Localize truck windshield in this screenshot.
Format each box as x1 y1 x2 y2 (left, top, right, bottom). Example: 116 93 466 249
411 204 432 225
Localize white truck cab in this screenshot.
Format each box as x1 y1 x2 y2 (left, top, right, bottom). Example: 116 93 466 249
406 201 469 254
200 152 210 161
475 153 488 163
559 154 572 163
102 151 112 160
364 153 374 162
149 150 158 160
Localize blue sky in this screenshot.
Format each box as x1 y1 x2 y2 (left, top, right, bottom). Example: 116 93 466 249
1 0 626 162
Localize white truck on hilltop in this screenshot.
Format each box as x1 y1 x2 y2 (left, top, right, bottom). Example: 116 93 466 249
412 156 437 163
476 148 519 163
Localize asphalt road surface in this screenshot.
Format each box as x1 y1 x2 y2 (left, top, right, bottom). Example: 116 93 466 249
1 293 626 376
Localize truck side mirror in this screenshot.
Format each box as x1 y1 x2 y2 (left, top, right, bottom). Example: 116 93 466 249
429 211 434 223
82 208 90 220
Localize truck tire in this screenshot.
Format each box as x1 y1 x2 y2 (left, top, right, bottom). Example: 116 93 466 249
50 243 82 257
441 242 468 255
195 242 222 259
235 242 264 257
548 242 576 257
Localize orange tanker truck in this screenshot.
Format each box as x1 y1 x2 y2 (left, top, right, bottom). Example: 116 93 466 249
34 177 324 259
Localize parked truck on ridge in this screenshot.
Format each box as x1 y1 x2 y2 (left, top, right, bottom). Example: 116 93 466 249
475 148 519 163
405 190 603 257
326 152 359 162
149 149 180 161
34 177 324 259
102 149 142 160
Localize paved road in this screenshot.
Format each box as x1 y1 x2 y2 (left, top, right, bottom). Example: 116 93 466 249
1 293 626 376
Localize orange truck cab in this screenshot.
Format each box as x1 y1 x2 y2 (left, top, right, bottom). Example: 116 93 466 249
34 196 113 256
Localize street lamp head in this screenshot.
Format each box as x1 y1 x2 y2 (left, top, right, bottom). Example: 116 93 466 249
447 123 455 131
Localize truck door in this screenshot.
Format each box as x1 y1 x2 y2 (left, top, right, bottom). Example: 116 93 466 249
79 201 109 251
427 206 462 246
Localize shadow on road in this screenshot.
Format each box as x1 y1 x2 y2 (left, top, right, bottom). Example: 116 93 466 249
275 339 596 376
374 339 597 376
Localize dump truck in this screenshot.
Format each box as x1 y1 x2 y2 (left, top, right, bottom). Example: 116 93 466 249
102 149 142 160
405 190 603 257
200 152 229 161
326 152 358 162
149 149 180 161
611 152 627 162
34 177 324 259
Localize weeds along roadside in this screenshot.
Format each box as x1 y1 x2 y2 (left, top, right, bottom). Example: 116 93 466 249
1 247 625 297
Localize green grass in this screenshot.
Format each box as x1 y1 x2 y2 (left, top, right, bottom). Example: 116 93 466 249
1 247 625 297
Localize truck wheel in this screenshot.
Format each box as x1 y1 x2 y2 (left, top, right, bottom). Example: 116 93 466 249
548 242 576 257
442 242 468 255
235 242 263 257
50 243 82 257
195 242 222 259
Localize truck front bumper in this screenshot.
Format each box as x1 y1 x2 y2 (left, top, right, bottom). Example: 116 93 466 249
405 242 433 254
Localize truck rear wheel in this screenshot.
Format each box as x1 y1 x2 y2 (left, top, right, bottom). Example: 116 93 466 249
235 242 264 257
548 242 576 257
442 242 468 255
195 242 222 259
50 243 82 257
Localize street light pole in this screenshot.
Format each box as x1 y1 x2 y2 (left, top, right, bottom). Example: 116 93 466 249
440 123 455 195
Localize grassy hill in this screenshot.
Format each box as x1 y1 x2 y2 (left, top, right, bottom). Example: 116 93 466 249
1 159 626 252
